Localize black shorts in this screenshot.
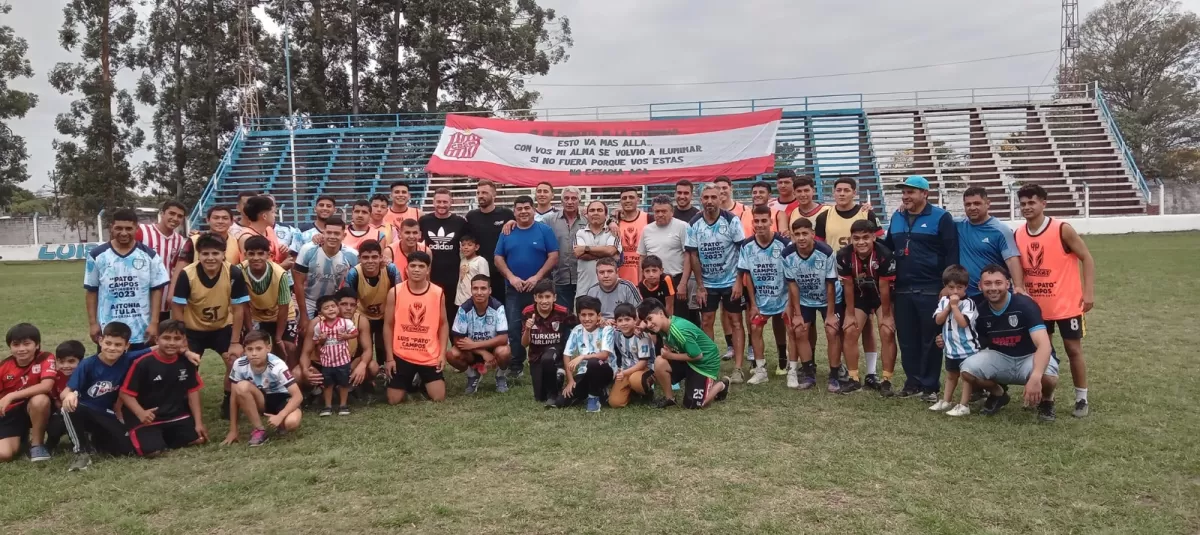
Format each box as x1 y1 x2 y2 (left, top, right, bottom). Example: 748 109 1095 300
0 406 30 440
388 358 443 390
321 364 352 388
945 357 964 373
1045 316 1085 341
264 392 291 414
256 320 299 344
668 362 717 410
799 304 846 329
126 414 200 457
187 325 233 356
159 310 172 323
700 286 745 314
369 319 387 365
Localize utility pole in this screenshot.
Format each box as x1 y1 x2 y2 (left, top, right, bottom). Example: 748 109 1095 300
236 0 260 128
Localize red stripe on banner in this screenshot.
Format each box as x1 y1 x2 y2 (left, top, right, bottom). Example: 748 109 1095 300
444 109 782 136
426 155 777 187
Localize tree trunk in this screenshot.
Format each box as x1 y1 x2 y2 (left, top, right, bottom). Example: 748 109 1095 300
172 0 186 199
392 0 400 112
312 0 325 115
205 0 217 157
100 0 113 167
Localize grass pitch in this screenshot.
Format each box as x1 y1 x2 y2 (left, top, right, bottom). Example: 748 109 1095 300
0 232 1198 534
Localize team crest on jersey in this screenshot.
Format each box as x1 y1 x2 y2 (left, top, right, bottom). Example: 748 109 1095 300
178 369 189 381
409 302 426 326
87 381 117 398
31 364 41 374
622 226 639 249
1008 315 1019 327
551 321 560 331
133 257 148 270
3 374 13 381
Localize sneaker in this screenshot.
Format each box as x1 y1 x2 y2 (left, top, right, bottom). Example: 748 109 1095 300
786 368 800 389
1037 400 1057 422
929 400 953 411
722 346 734 360
716 377 731 401
837 363 850 382
543 397 557 408
826 377 841 393
980 392 1010 416
249 428 269 447
586 396 601 413
730 368 745 384
839 379 862 394
319 407 333 417
946 404 970 417
775 359 788 376
68 453 92 471
799 373 816 390
337 406 350 416
897 386 920 398
465 369 482 395
747 367 769 385
970 389 986 403
1073 399 1089 418
29 445 51 462
509 367 525 383
879 380 895 397
653 397 677 409
496 375 509 394
919 391 940 403
864 374 880 391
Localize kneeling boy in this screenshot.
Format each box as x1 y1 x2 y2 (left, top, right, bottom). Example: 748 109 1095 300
0 323 57 462
522 279 574 406
609 303 655 407
560 296 615 413
637 299 729 409
447 274 512 394
223 330 303 447
119 320 209 457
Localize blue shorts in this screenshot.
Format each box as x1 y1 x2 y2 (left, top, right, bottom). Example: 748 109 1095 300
960 350 1059 385
799 303 846 329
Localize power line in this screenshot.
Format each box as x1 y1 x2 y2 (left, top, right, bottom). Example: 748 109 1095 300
527 49 1058 88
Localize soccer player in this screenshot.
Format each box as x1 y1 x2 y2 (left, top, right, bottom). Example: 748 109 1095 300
637 255 675 317
447 275 512 394
714 176 749 219
222 330 303 447
787 176 832 229
173 232 250 417
237 196 290 265
1014 184 1095 417
522 279 575 406
740 180 780 237
391 218 429 276
673 179 700 223
637 298 730 409
713 176 751 362
931 265 981 417
837 220 897 395
336 289 379 390
86 209 171 350
533 181 558 221
560 296 615 413
609 303 655 408
369 194 395 244
960 265 1059 422
574 200 620 299
735 205 791 385
343 200 388 256
175 205 240 272
137 200 187 320
0 323 56 462
419 187 468 322
583 257 642 320
293 195 337 252
783 218 843 390
294 216 358 327
616 187 651 284
44 340 83 453
382 181 424 234
770 169 800 231
240 235 296 364
685 184 747 381
957 187 1024 297
383 251 450 404
119 320 208 456
344 240 401 370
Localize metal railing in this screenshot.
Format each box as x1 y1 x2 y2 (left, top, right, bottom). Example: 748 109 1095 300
189 126 246 228
1095 87 1152 202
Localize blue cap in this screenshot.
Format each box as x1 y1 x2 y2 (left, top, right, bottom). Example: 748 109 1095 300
896 175 930 190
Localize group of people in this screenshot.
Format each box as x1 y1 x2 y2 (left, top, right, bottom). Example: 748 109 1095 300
0 170 1096 469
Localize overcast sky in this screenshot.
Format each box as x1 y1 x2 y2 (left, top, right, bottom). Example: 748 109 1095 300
8 0 1200 192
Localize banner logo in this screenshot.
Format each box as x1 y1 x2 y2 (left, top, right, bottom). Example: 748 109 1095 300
443 130 482 159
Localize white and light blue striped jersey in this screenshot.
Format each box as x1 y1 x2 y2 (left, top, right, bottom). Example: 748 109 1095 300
935 296 980 359
783 241 843 308
273 223 302 254
295 243 358 307
612 330 654 372
684 210 745 289
291 225 322 254
83 243 171 344
564 324 614 359
736 234 792 316
228 354 295 395
451 298 508 342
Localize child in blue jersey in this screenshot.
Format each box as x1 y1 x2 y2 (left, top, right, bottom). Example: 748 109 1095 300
931 265 981 416
447 275 512 395
783 218 844 391
560 296 615 413
222 330 303 447
734 205 791 386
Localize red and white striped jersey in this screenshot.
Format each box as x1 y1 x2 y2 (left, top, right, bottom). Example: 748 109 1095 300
136 222 186 311
313 317 356 368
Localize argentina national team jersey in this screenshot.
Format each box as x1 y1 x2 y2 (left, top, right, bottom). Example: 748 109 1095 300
273 223 301 254
295 243 359 306
685 210 745 289
83 243 171 344
783 241 843 308
228 354 295 395
934 296 981 359
736 234 792 315
451 298 508 342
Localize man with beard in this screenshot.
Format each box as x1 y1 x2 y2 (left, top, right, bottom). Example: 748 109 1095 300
957 187 1025 297
294 196 338 254
673 179 699 223
465 180 515 302
686 184 747 382
418 187 468 323
85 209 171 350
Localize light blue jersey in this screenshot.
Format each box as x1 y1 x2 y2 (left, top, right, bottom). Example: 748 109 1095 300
935 296 980 359
83 243 171 344
685 210 745 289
564 324 615 376
295 243 358 316
736 234 792 316
291 226 322 254
783 241 843 308
451 298 508 342
273 223 302 254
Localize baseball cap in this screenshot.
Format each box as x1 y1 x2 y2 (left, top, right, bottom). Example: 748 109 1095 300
895 175 930 191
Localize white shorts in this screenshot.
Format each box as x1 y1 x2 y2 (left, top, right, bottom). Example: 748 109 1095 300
960 349 1059 385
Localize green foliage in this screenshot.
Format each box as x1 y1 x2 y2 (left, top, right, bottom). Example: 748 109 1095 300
0 2 38 206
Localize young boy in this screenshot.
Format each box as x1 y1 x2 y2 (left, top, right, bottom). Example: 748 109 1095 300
636 255 675 317
0 323 56 462
455 234 490 306
931 265 981 416
240 235 297 365
783 218 843 391
447 274 513 394
608 303 655 408
560 296 615 413
835 220 897 395
308 295 358 416
119 320 209 457
522 279 575 407
734 205 792 385
637 298 730 409
45 340 85 452
222 330 304 447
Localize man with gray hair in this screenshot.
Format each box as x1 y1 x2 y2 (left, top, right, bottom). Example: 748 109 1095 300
539 186 586 310
639 194 694 323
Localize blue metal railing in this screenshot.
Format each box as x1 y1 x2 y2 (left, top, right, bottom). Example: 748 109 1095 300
189 126 245 228
1095 87 1151 202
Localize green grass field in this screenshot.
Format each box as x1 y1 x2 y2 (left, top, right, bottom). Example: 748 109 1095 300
1 232 1198 534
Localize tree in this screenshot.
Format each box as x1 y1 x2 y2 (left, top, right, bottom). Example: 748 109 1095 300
50 0 146 224
1076 0 1200 181
5 186 49 215
0 2 38 207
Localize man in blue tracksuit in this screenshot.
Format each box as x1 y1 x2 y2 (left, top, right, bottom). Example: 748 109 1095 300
883 176 959 401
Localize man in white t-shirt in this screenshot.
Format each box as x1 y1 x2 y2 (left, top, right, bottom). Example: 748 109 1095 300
638 194 693 322
574 200 620 298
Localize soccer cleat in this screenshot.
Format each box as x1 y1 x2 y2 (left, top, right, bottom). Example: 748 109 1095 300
509 366 525 383
722 346 734 360
929 400 953 411
29 445 51 462
879 380 895 397
496 375 510 394
653 397 677 409
465 371 482 395
1073 399 1089 418
786 368 800 389
730 368 745 384
586 396 601 413
799 373 817 390
980 392 1010 416
747 367 769 385
826 377 841 394
919 391 940 403
319 407 333 417
839 379 862 394
249 428 269 447
68 453 92 472
716 377 731 401
864 374 880 391
946 404 970 417
1037 400 1057 422
337 406 350 416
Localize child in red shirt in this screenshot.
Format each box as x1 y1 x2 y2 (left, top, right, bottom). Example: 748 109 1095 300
0 323 57 462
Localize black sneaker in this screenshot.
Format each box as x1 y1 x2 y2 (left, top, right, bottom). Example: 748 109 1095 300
897 386 920 398
542 398 557 408
1073 399 1089 418
878 380 895 397
970 389 986 403
839 379 862 394
919 391 940 403
980 392 1011 416
1037 400 1056 422
863 374 880 390
653 397 677 409
715 377 731 401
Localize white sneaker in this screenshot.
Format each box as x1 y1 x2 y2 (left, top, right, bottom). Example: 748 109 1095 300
929 400 954 412
722 347 734 360
747 367 769 385
786 368 800 389
730 368 745 384
946 404 970 417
